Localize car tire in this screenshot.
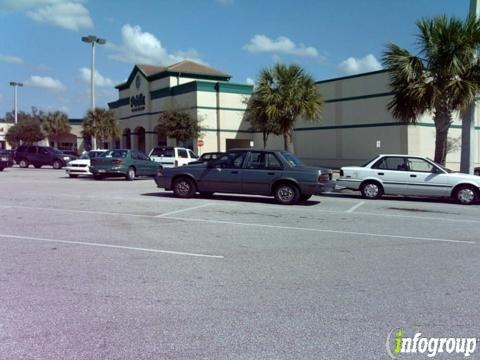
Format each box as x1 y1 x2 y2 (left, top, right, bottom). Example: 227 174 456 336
453 185 478 205
299 194 312 202
360 181 383 199
125 167 136 181
0 167 4 171
19 159 29 168
173 177 196 198
52 160 62 169
274 182 300 205
69 174 78 178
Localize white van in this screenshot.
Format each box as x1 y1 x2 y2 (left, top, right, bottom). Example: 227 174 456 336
148 146 198 168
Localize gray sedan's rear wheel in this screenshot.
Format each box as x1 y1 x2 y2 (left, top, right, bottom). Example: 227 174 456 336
360 181 383 199
173 177 196 198
274 183 300 205
454 185 478 205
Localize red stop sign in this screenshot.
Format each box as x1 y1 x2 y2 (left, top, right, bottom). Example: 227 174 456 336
197 139 204 147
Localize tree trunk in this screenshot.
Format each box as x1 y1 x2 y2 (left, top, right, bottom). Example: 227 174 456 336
263 131 268 149
433 105 452 166
283 129 295 153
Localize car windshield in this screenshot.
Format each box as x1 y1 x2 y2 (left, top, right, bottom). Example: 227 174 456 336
89 151 106 159
426 158 453 173
80 152 90 159
281 152 304 167
150 148 174 157
102 150 128 158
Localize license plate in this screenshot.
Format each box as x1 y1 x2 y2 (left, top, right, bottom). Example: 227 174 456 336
98 169 106 173
1 157 7 161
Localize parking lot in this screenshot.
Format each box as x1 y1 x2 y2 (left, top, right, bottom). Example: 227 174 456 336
1 167 479 359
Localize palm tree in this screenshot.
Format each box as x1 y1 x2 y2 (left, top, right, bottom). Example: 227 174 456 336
157 110 202 145
254 63 323 152
383 15 480 165
244 94 281 148
42 111 71 148
82 108 121 148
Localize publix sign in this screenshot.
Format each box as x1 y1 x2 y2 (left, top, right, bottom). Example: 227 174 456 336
130 94 145 112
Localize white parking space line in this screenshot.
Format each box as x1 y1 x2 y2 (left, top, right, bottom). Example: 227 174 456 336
162 216 476 245
2 203 480 225
0 234 224 259
346 201 365 213
155 203 215 218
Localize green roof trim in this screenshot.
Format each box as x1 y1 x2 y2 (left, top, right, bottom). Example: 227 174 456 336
108 97 130 109
315 69 389 85
217 82 253 94
149 80 252 101
325 91 394 103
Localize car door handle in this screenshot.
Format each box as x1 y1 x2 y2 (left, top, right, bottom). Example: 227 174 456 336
410 174 417 177
377 172 384 176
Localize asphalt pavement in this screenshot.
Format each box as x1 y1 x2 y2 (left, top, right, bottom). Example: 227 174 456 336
0 167 479 359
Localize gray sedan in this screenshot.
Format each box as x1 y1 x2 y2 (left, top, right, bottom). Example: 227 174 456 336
154 149 334 205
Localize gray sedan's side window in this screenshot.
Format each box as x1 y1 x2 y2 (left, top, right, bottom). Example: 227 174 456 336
373 157 407 171
407 158 435 172
266 153 283 170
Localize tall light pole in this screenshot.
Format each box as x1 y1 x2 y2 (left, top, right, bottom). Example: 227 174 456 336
9 81 23 124
81 35 106 150
460 0 479 174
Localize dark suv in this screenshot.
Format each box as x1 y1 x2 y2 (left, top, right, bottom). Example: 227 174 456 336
15 145 76 169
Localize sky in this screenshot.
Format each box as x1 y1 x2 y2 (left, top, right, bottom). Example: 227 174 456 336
0 0 470 119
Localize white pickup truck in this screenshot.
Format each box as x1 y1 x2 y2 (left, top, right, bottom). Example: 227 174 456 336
148 146 198 168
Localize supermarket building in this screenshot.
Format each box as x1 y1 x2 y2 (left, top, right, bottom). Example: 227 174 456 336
2 60 478 170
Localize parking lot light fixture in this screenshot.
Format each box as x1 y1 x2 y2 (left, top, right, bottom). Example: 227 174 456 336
81 35 106 150
9 81 23 124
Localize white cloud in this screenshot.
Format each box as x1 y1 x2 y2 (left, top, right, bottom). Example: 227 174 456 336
0 54 23 64
110 24 205 66
244 34 320 58
25 75 66 91
0 0 93 31
79 67 114 87
27 2 93 31
246 77 255 85
338 54 382 75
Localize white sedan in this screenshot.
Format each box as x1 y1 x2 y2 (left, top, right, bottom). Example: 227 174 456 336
337 154 480 204
65 150 107 178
